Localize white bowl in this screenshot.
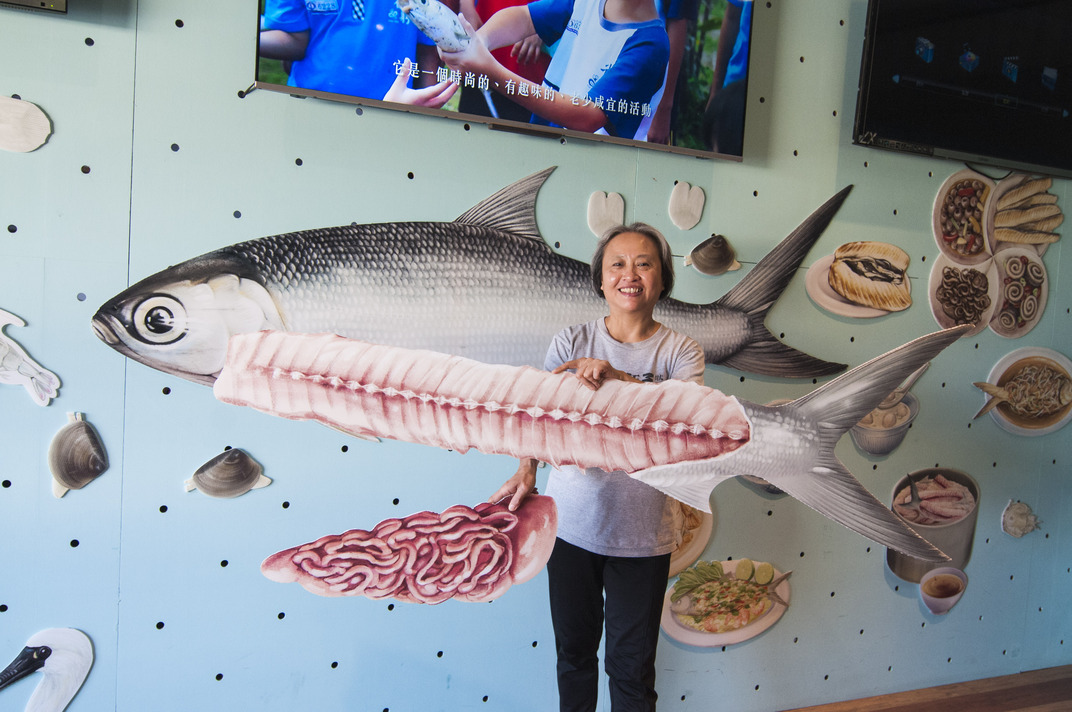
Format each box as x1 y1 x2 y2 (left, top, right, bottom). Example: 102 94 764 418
850 393 919 455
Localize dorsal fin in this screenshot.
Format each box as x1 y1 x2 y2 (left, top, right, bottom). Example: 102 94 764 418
453 166 555 242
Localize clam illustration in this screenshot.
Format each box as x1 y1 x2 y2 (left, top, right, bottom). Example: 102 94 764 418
48 412 108 498
184 448 271 498
684 234 740 275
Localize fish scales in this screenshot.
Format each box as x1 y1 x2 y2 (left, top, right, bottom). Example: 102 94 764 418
92 168 848 385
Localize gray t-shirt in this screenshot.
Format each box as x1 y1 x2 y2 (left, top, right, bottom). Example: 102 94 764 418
542 318 705 557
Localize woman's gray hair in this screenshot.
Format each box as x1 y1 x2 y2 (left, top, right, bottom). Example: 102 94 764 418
590 222 675 300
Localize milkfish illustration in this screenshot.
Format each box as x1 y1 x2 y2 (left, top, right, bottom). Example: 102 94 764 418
91 167 847 385
214 325 971 562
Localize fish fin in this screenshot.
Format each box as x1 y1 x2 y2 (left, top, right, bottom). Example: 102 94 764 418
629 459 742 513
759 326 968 560
767 449 948 562
453 167 556 242
712 186 854 378
792 325 969 432
718 329 846 378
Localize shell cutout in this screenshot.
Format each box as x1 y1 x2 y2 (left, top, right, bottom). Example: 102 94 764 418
587 191 625 237
184 448 271 498
684 234 741 275
1001 500 1041 538
48 412 108 498
668 181 705 230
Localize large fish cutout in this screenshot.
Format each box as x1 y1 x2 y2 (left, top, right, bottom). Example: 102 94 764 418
214 325 971 562
92 168 847 384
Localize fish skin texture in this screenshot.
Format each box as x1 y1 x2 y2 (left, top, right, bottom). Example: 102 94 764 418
92 168 848 384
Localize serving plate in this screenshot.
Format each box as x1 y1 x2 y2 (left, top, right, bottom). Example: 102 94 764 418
928 253 998 337
661 560 791 647
988 247 1048 339
933 169 995 265
668 507 713 578
805 254 890 319
987 174 1058 257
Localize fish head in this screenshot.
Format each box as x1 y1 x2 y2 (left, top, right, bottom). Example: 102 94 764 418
92 254 285 385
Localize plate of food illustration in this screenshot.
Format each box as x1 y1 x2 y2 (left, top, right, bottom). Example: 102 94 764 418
668 504 713 577
928 254 998 337
933 169 995 265
974 347 1072 436
806 241 911 319
987 174 1063 256
988 247 1047 338
661 559 791 647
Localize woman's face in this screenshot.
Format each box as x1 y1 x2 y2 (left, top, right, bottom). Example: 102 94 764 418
600 231 664 317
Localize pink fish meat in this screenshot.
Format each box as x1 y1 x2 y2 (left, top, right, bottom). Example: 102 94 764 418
215 325 972 563
214 330 752 474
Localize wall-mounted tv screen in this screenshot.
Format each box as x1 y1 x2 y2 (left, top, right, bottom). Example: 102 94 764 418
853 0 1072 178
0 0 66 12
255 0 754 160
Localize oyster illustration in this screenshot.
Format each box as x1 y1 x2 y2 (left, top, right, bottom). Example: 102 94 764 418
684 234 740 275
48 412 108 498
1001 500 1041 538
184 448 271 498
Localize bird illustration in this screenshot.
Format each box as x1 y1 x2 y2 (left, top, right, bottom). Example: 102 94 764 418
0 628 92 712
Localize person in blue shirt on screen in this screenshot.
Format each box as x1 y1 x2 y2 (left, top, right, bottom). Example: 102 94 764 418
259 0 456 106
439 0 670 139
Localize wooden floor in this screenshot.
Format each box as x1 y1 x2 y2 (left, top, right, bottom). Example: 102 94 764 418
780 665 1072 712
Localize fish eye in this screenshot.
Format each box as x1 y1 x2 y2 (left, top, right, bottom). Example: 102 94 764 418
131 295 188 345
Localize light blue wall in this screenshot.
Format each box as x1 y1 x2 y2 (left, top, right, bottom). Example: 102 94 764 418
1 1 1068 710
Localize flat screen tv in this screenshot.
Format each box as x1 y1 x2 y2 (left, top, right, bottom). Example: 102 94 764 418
853 0 1072 178
0 0 66 11
255 0 755 160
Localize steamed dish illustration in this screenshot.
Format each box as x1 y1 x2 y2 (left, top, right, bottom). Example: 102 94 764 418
262 497 557 603
827 241 910 311
669 559 789 634
214 324 970 561
91 169 849 385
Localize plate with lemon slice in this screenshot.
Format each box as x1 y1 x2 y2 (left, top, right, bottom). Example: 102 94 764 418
661 558 791 647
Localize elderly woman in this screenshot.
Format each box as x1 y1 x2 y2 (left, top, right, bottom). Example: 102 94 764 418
490 223 704 712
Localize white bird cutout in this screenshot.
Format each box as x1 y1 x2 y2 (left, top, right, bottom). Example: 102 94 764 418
0 628 92 712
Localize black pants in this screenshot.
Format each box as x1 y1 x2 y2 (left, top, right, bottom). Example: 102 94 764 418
547 538 671 712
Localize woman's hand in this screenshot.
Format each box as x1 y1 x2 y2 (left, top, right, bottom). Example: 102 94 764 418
489 458 539 512
383 58 458 108
554 358 636 390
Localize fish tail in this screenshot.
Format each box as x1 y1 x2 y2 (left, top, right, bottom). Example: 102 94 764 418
632 325 969 561
971 381 1007 418
759 325 969 561
714 186 853 378
453 166 556 242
